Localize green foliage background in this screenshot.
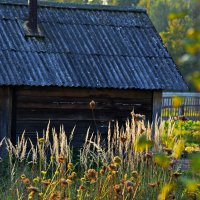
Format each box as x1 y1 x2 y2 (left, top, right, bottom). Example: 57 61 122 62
43 0 200 91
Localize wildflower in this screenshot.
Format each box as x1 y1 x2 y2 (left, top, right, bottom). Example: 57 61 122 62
90 179 97 184
28 191 35 199
41 171 47 176
71 172 77 177
38 192 43 198
145 152 153 159
132 171 138 178
20 174 26 180
113 184 122 195
131 113 145 122
107 174 113 181
113 196 118 200
185 146 194 152
67 163 73 170
124 173 128 180
108 163 116 171
86 169 97 181
125 181 135 188
42 179 50 187
154 152 171 168
55 170 59 175
113 156 122 165
158 183 174 200
100 166 106 176
80 177 85 183
38 138 45 145
89 100 96 109
120 135 127 144
68 175 73 180
59 155 65 164
112 170 118 175
49 193 58 199
66 179 73 185
79 185 86 191
172 139 185 159
148 182 157 188
60 178 68 187
33 176 40 183
22 177 31 185
27 186 40 193
127 186 134 193
171 172 182 178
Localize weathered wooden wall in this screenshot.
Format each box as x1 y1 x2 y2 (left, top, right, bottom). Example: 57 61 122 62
0 87 12 141
152 90 162 122
14 87 153 146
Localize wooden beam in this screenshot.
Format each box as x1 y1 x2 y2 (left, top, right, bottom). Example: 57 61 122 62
152 90 162 122
0 87 13 141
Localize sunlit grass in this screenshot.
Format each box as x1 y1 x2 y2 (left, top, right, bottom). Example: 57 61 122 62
0 115 200 199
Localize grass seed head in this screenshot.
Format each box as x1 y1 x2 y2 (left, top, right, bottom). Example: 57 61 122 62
38 138 45 145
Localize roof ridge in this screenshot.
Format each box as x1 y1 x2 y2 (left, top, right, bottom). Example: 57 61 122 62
0 0 146 13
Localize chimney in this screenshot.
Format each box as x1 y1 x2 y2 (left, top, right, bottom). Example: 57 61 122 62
27 0 38 33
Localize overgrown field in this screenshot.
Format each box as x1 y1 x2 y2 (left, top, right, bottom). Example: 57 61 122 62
0 115 200 200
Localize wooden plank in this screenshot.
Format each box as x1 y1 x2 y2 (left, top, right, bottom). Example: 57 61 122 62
16 87 152 99
0 87 12 140
152 90 162 122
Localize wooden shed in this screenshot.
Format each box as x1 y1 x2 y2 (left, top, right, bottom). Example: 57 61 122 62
0 0 187 145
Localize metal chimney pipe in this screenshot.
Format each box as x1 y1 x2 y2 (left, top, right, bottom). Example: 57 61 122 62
28 0 38 33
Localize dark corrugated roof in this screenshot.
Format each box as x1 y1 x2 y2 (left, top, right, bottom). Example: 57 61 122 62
0 1 188 90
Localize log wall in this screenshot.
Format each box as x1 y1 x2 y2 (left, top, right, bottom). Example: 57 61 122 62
14 87 153 146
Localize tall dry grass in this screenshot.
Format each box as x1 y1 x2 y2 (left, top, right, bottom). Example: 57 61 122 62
0 115 199 199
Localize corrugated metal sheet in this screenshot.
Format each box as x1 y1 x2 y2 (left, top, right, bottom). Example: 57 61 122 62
0 1 188 90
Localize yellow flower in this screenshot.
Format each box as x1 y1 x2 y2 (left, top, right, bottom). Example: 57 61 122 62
113 156 122 165
41 171 47 176
66 179 73 185
158 183 174 200
38 192 43 197
28 191 35 199
20 174 26 179
33 176 40 183
68 163 73 170
71 172 77 177
81 177 85 183
132 171 138 178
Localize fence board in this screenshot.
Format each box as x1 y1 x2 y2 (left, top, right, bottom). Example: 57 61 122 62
162 92 200 120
